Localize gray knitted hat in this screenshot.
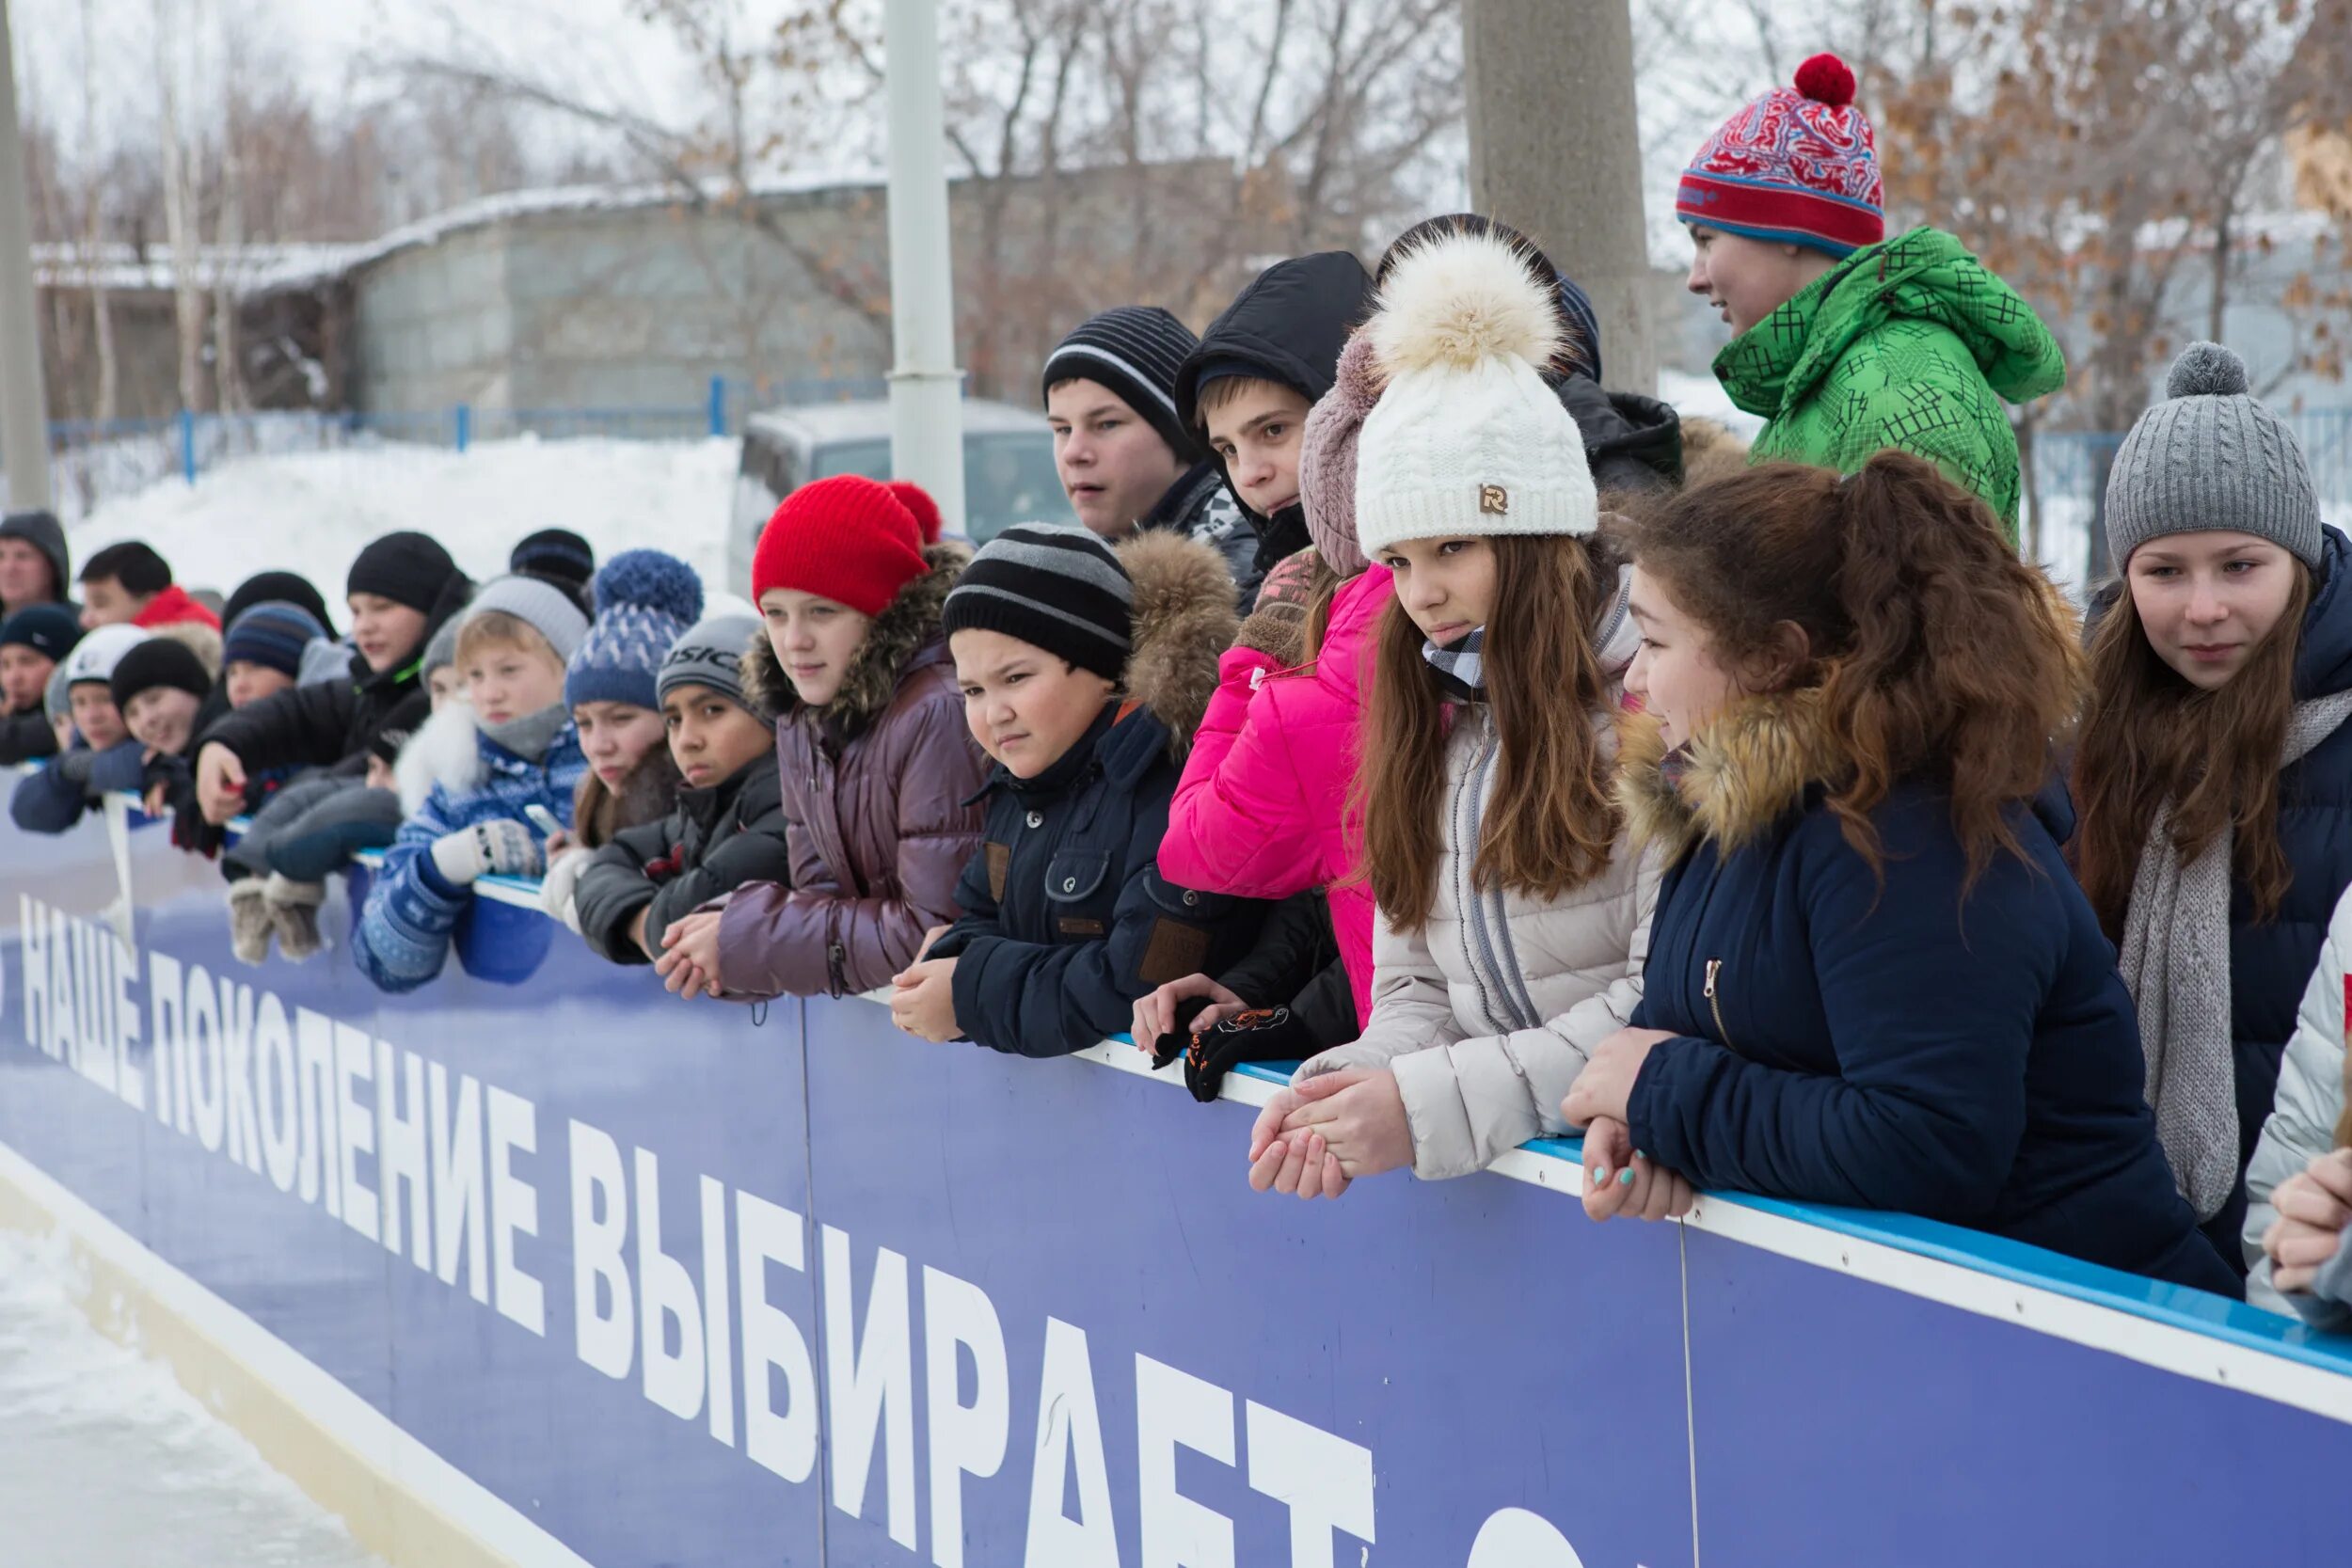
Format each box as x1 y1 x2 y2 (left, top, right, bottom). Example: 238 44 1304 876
657 611 770 724
459 574 590 665
2105 341 2322 569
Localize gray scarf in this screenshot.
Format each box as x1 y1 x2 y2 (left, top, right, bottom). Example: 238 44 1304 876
2121 688 2352 1219
481 703 571 766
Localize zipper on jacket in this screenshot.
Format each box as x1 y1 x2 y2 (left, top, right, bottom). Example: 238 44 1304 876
827 941 848 1000
1704 958 1737 1053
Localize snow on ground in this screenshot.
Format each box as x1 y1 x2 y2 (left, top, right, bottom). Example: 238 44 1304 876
67 436 744 614
0 1227 385 1568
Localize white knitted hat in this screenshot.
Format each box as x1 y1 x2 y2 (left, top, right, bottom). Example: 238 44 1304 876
1354 229 1597 557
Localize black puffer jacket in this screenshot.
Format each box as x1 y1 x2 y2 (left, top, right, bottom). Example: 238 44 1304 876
928 531 1267 1056
199 573 471 776
0 704 57 764
573 752 793 965
1174 251 1376 578
1554 374 1682 496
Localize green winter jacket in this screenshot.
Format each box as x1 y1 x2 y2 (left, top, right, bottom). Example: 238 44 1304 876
1713 227 2067 542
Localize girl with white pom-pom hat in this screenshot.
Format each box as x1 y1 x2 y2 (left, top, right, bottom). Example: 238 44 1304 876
1243 222 1666 1212
2072 338 2352 1285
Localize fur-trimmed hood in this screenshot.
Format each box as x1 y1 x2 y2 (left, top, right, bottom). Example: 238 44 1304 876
394 697 485 816
1615 688 1849 865
1113 529 1239 762
743 541 970 737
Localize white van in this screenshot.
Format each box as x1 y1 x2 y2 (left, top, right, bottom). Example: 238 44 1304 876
726 398 1072 594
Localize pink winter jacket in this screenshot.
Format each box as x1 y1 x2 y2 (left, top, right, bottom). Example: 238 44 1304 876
1158 565 1391 1024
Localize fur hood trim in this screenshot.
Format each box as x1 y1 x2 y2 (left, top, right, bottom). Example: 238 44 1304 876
394 698 486 815
742 541 969 736
1115 530 1239 762
1615 687 1847 863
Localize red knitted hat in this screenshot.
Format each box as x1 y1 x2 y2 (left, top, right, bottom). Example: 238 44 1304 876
1677 53 1883 258
886 480 945 545
751 475 927 617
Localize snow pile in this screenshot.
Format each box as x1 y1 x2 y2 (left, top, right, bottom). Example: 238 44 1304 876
0 1227 384 1568
67 436 744 610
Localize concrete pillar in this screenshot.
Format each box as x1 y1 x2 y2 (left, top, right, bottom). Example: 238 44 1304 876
0 0 53 509
882 0 966 533
1462 0 1658 396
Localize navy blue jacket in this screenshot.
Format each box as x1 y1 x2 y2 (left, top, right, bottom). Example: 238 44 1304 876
2215 527 2352 1254
1618 700 2233 1294
930 702 1262 1057
9 738 145 832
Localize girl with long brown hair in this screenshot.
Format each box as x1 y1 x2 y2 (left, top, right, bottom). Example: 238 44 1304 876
2070 341 2352 1284
1564 451 2233 1292
1245 224 1660 1201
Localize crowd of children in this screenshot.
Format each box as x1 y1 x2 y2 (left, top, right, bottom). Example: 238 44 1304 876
10 55 2352 1326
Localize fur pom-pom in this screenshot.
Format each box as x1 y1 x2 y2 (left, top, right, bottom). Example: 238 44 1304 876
2166 341 2249 400
1366 229 1563 380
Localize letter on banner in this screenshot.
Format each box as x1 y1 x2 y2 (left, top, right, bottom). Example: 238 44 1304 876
294 1007 341 1215
1245 1402 1375 1568
50 908 78 1066
218 976 261 1175
922 1266 1009 1568
1136 1354 1236 1568
254 996 298 1193
1024 1318 1119 1568
109 932 142 1111
569 1118 631 1378
333 1023 379 1242
738 1191 816 1484
635 1148 706 1421
429 1062 487 1303
700 1176 735 1448
148 951 183 1131
375 1043 431 1269
1465 1509 1584 1568
20 897 50 1058
487 1085 546 1336
184 963 225 1152
820 1226 915 1550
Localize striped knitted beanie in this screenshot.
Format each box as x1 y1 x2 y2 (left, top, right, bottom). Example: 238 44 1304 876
223 600 329 680
1677 53 1883 258
567 550 705 709
1041 307 1203 462
942 523 1133 682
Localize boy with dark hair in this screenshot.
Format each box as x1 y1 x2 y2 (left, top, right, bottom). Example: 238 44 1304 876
0 605 79 764
1042 306 1262 600
78 541 220 633
0 510 72 619
9 625 149 832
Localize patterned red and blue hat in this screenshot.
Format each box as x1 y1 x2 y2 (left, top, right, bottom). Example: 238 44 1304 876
1676 53 1883 258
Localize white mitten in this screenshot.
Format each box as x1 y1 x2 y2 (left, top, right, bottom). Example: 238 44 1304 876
429 819 545 885
538 847 589 933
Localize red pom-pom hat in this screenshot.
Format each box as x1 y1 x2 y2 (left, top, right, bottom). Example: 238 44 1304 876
752 474 928 617
1677 51 1883 257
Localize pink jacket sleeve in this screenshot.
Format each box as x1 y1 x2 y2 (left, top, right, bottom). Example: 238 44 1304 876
1156 646 1329 901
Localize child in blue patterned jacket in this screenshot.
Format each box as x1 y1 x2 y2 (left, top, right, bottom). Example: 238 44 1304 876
353 577 589 992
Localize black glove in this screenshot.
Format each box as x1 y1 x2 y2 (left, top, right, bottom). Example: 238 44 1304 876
1147 993 1216 1069
1182 1007 1316 1103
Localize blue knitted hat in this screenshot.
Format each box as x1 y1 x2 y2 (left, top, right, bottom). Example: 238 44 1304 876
565 549 705 710
223 600 328 680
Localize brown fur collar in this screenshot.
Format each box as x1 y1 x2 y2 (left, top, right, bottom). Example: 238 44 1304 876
1114 530 1239 763
742 541 970 738
571 745 685 850
1615 687 1849 863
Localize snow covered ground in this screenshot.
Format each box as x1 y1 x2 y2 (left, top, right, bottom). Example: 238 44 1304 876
65 436 745 612
0 1228 385 1568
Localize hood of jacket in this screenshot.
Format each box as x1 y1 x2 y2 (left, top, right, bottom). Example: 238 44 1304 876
2296 527 2352 700
1174 251 1375 531
132 583 221 634
394 698 485 815
1553 373 1683 493
744 541 968 737
0 510 72 607
1616 688 2066 864
1717 226 2066 420
1116 530 1238 762
677 748 783 840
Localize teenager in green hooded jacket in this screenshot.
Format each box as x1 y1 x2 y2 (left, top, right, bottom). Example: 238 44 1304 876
1676 51 2066 541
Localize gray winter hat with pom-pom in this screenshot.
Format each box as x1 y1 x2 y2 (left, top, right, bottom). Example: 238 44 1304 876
2104 341 2322 569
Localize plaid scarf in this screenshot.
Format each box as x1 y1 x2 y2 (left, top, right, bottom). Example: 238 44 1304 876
1422 627 1486 703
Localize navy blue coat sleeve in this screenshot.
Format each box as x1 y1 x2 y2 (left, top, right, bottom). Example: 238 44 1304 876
1628 807 2058 1219
946 794 1179 1058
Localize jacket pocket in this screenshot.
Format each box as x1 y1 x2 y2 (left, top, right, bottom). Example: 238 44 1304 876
1136 871 1228 986
985 841 1010 901
1045 850 1113 937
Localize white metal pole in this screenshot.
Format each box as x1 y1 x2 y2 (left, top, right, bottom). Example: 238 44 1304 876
882 0 964 533
0 0 54 510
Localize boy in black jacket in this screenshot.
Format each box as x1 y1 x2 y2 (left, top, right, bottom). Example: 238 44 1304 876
0 605 79 764
572 611 791 964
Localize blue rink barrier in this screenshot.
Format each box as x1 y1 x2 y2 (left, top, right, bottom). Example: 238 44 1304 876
4 788 2352 1567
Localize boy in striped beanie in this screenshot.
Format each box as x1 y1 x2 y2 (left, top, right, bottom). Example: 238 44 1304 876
1677 51 2066 537
1042 307 1260 600
222 600 330 709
